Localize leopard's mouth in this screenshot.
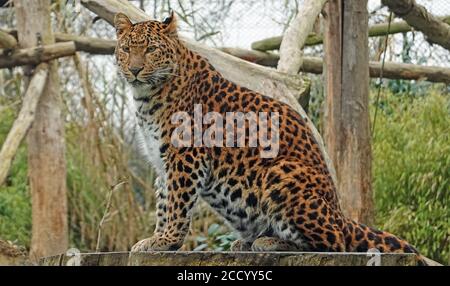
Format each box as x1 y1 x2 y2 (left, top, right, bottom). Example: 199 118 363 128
129 79 147 86
126 66 174 87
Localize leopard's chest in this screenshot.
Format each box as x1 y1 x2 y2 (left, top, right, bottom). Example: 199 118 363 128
138 118 165 175
133 101 165 176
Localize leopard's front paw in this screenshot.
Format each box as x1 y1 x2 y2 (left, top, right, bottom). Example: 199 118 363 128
251 236 300 252
131 233 182 252
230 239 252 251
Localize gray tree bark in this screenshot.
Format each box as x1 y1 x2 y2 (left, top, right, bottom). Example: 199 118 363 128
323 0 374 225
14 0 69 260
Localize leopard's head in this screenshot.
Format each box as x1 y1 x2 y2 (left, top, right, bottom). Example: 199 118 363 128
114 12 179 88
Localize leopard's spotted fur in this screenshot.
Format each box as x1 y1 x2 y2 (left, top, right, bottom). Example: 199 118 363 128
114 12 425 265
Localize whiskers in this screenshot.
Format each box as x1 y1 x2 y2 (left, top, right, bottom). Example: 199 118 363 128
140 67 180 86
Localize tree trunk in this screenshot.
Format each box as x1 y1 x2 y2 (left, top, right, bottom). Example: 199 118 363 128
323 0 374 225
14 0 68 260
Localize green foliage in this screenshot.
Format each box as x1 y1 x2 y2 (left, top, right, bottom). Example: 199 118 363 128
193 223 237 251
0 104 31 247
372 90 450 264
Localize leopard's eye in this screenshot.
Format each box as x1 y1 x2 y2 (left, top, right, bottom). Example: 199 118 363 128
146 46 157 54
122 46 130 53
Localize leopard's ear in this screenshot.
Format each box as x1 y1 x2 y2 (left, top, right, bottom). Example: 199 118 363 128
161 10 177 37
114 12 132 38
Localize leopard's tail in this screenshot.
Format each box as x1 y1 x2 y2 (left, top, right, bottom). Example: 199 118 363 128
343 219 427 266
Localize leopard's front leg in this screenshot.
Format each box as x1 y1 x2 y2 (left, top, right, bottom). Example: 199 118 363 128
131 151 203 252
153 176 168 234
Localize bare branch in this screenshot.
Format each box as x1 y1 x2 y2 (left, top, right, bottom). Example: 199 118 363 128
382 0 450 51
277 0 327 73
0 63 48 186
0 42 76 69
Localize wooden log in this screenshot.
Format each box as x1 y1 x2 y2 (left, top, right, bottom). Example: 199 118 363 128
252 34 322 51
4 30 116 55
5 30 447 83
55 33 115 54
381 0 450 51
0 64 48 187
0 29 17 49
0 42 76 69
220 48 450 84
218 47 279 67
251 16 450 51
277 0 327 74
39 251 422 266
368 60 450 83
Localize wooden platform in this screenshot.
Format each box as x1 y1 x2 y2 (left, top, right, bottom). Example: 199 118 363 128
39 251 419 266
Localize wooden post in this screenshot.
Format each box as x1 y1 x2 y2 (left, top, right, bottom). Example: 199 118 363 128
14 0 69 260
323 0 374 225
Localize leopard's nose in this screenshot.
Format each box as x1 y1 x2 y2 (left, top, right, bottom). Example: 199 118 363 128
129 66 143 76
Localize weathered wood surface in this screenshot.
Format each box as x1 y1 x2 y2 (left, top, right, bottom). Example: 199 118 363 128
55 33 115 54
39 251 420 266
382 0 450 51
277 0 327 74
0 41 76 69
14 0 69 260
0 28 17 49
251 16 450 51
323 0 374 225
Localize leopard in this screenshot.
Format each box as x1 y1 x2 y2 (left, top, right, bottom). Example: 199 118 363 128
113 11 426 265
